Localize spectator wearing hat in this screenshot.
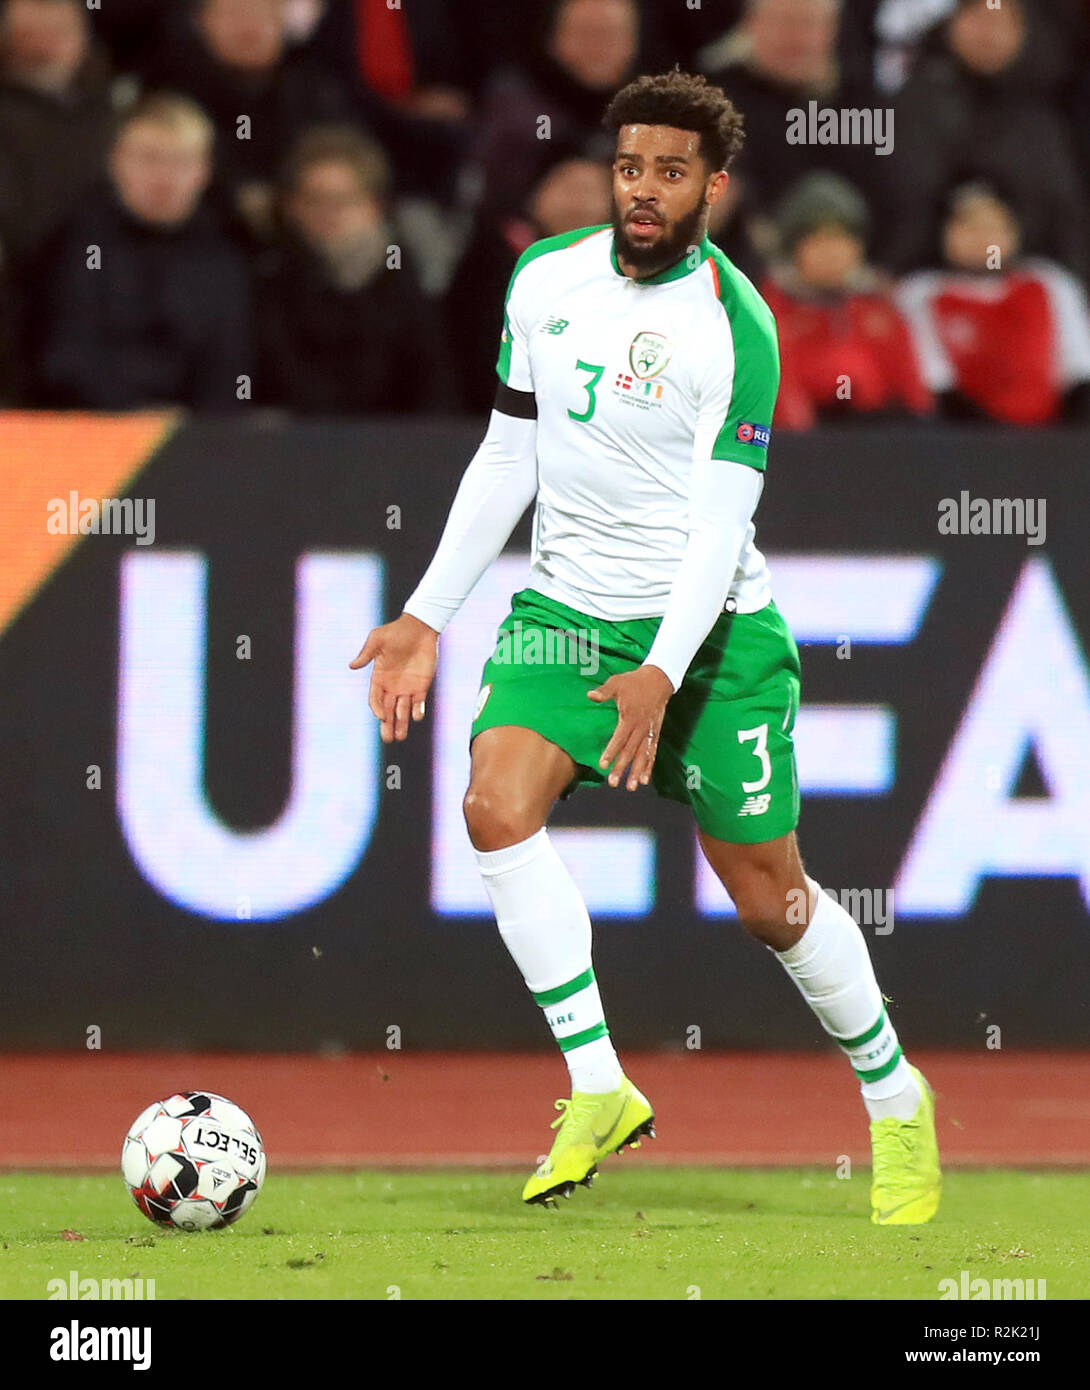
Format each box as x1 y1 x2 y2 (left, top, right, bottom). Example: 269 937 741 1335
761 172 932 429
896 182 1090 425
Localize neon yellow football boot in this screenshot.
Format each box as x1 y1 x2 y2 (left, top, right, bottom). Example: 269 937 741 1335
522 1076 655 1205
870 1064 942 1225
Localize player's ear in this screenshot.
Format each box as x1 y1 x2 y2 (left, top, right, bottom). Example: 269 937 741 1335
705 170 729 208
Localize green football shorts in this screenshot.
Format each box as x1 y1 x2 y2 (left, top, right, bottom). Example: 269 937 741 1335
469 588 801 844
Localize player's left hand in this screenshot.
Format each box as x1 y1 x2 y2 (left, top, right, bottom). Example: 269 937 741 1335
589 665 675 791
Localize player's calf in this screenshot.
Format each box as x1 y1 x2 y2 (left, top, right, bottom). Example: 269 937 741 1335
699 828 810 949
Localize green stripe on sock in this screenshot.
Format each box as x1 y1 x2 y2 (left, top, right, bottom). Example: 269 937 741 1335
855 1045 903 1084
532 968 594 1007
837 1009 887 1050
557 1021 609 1053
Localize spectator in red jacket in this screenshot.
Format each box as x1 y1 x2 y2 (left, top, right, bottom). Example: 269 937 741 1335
761 173 932 429
896 182 1090 425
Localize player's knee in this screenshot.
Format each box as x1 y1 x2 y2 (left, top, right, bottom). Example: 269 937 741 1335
462 784 541 852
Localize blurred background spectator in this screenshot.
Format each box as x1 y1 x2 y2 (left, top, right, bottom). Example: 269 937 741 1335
885 0 1087 279
896 182 1090 426
700 0 894 262
465 0 642 222
255 124 453 414
28 93 252 410
138 0 357 243
444 152 613 412
0 0 1087 424
762 173 931 429
306 0 469 121
0 0 117 273
302 0 471 212
843 0 957 94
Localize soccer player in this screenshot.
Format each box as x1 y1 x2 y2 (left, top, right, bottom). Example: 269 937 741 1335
351 71 941 1223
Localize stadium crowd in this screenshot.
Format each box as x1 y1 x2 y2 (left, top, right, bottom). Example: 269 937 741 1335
2 0 1089 427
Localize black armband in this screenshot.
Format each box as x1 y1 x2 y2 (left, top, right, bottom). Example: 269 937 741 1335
493 381 537 419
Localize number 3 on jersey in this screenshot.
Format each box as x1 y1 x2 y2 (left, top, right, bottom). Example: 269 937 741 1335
568 360 604 422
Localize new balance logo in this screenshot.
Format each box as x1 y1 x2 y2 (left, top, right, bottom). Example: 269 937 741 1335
541 317 570 335
738 794 772 816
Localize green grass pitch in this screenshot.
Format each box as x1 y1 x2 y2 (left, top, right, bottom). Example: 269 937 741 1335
1 1168 1083 1300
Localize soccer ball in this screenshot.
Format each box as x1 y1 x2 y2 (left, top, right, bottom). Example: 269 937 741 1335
121 1092 266 1231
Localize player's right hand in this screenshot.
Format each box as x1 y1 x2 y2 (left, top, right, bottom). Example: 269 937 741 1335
350 612 439 744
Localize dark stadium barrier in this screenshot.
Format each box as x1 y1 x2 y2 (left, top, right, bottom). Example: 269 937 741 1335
3 414 1088 1049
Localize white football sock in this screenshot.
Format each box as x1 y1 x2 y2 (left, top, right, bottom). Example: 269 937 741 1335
771 879 920 1122
475 828 623 1094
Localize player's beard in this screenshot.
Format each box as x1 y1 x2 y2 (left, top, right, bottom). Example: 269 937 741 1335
611 192 709 279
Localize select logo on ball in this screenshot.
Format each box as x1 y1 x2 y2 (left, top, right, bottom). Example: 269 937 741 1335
121 1091 266 1231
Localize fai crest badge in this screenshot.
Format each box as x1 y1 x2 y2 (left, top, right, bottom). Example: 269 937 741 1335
629 331 672 380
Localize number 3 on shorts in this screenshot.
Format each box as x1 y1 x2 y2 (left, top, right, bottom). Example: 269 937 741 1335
738 723 771 793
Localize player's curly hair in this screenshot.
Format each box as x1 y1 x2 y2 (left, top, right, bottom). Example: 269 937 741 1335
602 71 745 175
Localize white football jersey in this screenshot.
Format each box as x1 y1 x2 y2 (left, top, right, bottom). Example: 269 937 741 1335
497 223 780 620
